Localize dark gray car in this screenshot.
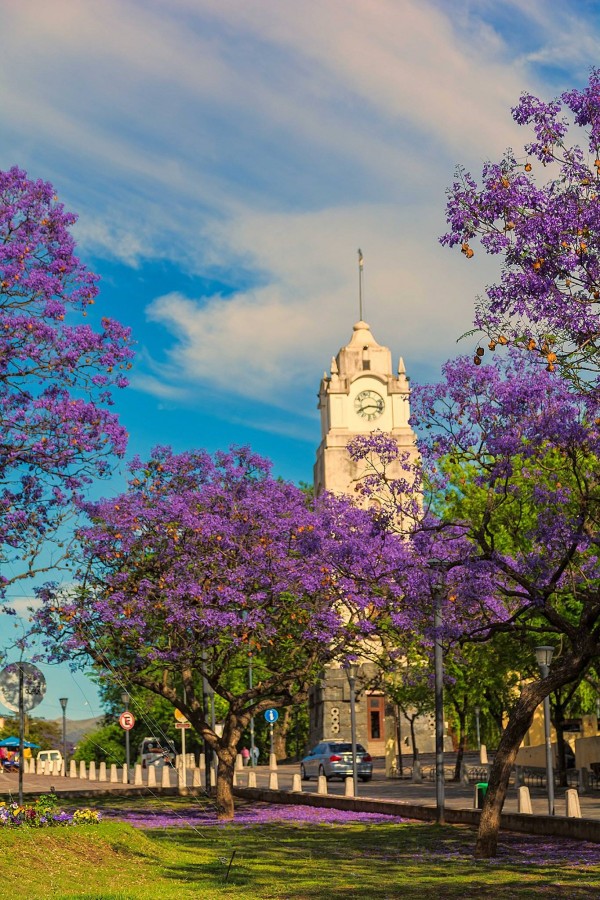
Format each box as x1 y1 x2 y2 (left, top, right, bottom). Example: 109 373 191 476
300 741 373 782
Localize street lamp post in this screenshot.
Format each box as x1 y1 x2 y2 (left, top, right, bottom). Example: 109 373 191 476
474 705 481 753
121 691 131 782
535 646 555 816
59 697 68 775
434 592 445 824
345 663 358 797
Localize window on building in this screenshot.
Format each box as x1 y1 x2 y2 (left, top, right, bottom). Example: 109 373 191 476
368 695 385 741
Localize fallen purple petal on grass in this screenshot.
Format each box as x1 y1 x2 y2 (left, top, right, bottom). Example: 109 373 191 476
102 803 410 829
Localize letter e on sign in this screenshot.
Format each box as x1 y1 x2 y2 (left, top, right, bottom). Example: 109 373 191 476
119 711 135 730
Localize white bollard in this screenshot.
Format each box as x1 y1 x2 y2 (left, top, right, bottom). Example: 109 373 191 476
134 763 143 786
210 765 217 788
480 744 488 765
122 764 128 784
147 765 157 788
269 752 278 769
88 760 97 781
291 773 302 792
232 770 238 787
344 776 354 797
69 760 77 779
60 761 66 777
110 763 118 783
192 767 201 788
566 788 582 818
235 753 243 771
247 770 257 788
199 752 206 775
36 757 42 775
317 774 328 795
518 785 533 814
268 771 279 791
161 765 171 788
79 760 87 780
99 761 107 782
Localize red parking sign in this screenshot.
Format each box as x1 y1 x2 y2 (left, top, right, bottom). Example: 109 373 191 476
119 711 135 730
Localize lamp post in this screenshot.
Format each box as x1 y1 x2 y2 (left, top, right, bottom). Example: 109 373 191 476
345 663 358 797
535 646 555 816
474 705 481 752
59 697 68 774
434 592 445 824
121 691 131 782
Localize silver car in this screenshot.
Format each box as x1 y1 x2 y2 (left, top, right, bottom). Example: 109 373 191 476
300 741 373 782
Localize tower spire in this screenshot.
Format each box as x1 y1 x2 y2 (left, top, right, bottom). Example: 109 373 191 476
358 248 364 321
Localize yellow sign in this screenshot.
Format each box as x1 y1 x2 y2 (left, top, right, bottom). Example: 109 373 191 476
174 707 189 724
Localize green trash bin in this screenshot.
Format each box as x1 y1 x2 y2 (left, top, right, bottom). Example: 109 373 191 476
475 782 488 809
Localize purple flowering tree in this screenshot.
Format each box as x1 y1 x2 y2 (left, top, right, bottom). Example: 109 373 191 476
441 69 600 391
0 166 132 595
361 352 600 858
33 445 405 819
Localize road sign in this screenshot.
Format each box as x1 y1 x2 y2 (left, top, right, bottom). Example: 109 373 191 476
174 707 189 724
175 722 191 729
264 708 279 724
119 711 135 730
0 663 46 713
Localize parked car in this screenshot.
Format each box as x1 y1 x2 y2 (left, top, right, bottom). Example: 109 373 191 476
300 741 373 782
37 749 63 768
138 737 176 768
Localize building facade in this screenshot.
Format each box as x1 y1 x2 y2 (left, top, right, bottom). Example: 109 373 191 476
309 320 438 765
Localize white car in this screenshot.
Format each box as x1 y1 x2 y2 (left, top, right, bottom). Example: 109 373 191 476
138 737 176 768
37 749 63 767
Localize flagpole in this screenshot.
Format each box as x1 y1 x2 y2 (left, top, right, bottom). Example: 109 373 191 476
358 249 364 321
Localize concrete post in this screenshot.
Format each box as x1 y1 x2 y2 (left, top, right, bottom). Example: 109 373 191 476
70 760 77 779
109 763 118 783
580 767 590 794
247 770 257 788
88 760 97 781
122 764 128 784
518 785 533 814
269 752 277 769
344 776 354 797
291 773 302 792
235 753 243 771
79 760 87 780
268 771 279 791
411 759 422 783
134 763 143 785
317 774 328 795
210 765 217 788
161 765 171 788
147 765 157 788
566 788 582 818
99 761 107 782
480 744 488 765
192 767 201 788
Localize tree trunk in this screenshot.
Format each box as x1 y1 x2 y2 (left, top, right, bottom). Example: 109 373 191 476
409 716 419 764
453 707 467 782
475 688 539 858
273 707 291 760
215 747 236 820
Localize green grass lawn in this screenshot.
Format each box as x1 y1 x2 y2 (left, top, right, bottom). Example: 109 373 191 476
3 796 600 899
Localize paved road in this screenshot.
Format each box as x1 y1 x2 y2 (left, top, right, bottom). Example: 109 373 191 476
3 753 600 820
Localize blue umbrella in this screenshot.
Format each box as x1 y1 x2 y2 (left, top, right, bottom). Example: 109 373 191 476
0 736 39 748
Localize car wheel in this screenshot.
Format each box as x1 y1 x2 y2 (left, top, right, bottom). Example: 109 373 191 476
300 764 309 781
359 775 372 782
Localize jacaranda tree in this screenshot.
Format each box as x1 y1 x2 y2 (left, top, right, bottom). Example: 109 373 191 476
0 166 132 595
442 68 600 392
34 445 405 818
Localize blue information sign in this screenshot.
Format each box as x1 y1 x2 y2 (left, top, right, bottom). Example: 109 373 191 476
264 708 279 724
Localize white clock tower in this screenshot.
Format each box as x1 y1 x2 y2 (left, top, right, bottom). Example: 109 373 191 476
313 320 416 497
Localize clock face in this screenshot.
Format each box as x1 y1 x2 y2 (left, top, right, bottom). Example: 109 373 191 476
354 389 385 421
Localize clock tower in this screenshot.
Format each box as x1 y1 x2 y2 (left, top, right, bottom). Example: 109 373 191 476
309 320 422 763
314 320 416 497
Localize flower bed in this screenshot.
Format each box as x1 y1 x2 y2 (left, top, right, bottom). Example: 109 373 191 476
0 794 101 827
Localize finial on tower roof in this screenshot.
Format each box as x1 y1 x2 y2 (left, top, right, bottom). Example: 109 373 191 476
358 248 364 322
398 356 406 375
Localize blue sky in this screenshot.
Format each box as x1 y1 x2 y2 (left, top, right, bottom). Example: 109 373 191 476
1 0 599 721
